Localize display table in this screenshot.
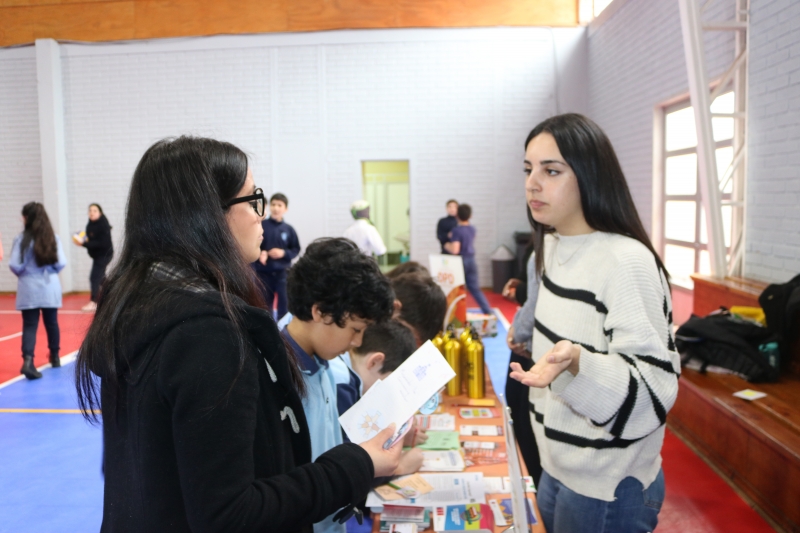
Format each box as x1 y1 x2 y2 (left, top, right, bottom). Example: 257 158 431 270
370 371 545 533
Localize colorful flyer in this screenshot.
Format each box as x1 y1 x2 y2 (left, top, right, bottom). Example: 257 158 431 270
459 425 503 437
459 408 496 419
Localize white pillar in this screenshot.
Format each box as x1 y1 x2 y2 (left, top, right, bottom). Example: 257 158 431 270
35 38 73 292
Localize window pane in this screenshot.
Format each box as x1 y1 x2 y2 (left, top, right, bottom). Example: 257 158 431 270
711 92 734 113
699 249 711 276
699 249 730 276
665 244 696 288
665 201 697 242
594 0 614 16
699 205 732 247
665 153 697 195
666 107 697 151
716 146 734 193
711 92 734 142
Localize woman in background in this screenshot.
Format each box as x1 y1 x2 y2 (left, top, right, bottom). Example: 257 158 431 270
73 203 113 312
9 202 66 379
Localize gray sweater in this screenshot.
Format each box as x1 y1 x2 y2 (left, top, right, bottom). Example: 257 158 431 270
511 252 539 352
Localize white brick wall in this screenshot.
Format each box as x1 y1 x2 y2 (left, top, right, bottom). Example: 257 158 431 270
61 46 273 289
0 28 582 290
587 0 734 238
589 0 800 284
0 48 43 292
745 0 800 282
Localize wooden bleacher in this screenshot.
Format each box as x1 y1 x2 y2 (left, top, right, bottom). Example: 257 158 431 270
668 274 800 532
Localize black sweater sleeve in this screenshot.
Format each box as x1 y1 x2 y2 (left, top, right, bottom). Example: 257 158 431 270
84 218 113 258
157 317 373 532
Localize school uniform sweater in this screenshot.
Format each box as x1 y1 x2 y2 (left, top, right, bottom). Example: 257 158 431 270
528 232 680 502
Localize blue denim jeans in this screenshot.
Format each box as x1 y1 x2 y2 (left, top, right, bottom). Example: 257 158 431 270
537 469 664 533
462 255 492 315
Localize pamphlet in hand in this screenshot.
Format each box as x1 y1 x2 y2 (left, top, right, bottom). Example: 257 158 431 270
340 341 456 445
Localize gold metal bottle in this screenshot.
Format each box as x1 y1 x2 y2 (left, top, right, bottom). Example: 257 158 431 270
459 327 473 381
443 335 462 396
431 331 446 355
466 330 485 399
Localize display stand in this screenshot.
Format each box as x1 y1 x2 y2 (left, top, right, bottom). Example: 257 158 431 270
370 369 545 532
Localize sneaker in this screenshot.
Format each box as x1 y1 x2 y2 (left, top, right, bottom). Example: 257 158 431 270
82 301 97 312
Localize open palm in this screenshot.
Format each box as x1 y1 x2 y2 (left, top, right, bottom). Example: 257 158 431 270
509 340 579 388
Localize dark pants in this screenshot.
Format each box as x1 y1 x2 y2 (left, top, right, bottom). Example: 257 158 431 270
90 256 111 302
21 308 60 358
506 352 542 487
462 255 492 315
256 270 288 320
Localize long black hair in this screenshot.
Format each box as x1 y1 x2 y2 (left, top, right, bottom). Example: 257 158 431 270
20 202 58 266
525 114 668 281
75 136 303 422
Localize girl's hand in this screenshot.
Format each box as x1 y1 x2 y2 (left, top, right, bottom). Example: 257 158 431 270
359 424 403 478
394 447 424 476
506 326 529 356
509 340 581 387
258 250 268 265
502 278 521 300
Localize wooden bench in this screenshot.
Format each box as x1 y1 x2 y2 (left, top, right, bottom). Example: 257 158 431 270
667 275 800 532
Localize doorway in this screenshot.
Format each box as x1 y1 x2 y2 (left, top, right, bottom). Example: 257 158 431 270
361 161 410 271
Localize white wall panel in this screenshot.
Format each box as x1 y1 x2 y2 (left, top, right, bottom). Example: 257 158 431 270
0 48 42 292
22 28 582 289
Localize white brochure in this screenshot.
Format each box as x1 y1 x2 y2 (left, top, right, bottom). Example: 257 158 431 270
366 472 486 510
339 340 456 445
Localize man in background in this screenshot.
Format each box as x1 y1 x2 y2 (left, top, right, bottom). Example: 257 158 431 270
436 199 458 254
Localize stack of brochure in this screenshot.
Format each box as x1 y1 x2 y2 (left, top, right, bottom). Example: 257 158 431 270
379 506 430 532
419 450 466 472
366 472 486 512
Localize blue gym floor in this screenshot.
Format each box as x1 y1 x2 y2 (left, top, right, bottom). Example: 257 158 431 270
0 355 103 533
0 309 510 532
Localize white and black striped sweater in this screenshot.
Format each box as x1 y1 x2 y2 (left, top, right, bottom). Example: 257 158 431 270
528 231 680 502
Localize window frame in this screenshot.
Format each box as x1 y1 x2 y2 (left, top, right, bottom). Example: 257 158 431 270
654 95 734 290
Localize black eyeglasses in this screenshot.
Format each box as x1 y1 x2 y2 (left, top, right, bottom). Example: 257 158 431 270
225 188 265 217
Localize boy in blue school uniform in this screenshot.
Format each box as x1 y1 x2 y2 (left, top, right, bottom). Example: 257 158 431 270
281 237 395 533
330 320 417 421
253 192 300 320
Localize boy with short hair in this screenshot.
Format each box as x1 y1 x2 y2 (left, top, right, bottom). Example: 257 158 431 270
330 320 427 477
253 192 300 320
331 320 418 415
281 237 395 533
444 204 493 315
390 272 447 346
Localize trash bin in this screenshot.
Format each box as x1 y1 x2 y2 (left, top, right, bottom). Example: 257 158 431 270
513 231 532 279
491 245 516 294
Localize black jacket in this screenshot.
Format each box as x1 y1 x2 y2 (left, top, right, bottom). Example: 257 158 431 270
101 288 374 532
436 215 458 254
84 215 114 261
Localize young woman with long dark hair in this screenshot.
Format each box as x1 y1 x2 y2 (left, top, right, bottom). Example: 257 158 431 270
509 114 680 533
75 136 400 532
9 202 67 379
73 203 113 312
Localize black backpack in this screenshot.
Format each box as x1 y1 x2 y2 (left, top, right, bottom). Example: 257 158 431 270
759 273 800 372
675 309 780 383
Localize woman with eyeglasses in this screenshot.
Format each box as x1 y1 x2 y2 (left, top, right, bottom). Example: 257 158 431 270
75 136 401 532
